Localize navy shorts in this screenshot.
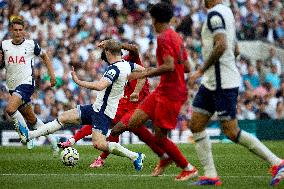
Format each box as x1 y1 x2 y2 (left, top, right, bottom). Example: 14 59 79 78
192 85 239 120
9 84 35 107
77 104 112 135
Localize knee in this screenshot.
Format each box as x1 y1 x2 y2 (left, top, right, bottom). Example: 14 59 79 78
223 127 240 142
189 119 203 133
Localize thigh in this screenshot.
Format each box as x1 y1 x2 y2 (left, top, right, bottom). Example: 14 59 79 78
192 85 215 116
153 96 184 130
215 88 239 120
128 108 149 128
59 108 81 125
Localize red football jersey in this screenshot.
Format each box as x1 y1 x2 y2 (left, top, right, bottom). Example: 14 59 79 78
155 28 188 101
122 52 150 104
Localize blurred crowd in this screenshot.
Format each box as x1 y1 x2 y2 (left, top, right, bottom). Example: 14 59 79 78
0 0 284 126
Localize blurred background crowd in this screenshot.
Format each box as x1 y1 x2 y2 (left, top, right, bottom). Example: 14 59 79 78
0 0 284 130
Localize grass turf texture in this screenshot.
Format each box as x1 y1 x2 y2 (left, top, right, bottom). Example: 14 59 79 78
0 141 283 189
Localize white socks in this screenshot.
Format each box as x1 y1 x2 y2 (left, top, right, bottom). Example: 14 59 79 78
32 118 58 149
11 110 28 130
238 131 282 166
193 131 217 178
108 142 138 161
29 119 63 140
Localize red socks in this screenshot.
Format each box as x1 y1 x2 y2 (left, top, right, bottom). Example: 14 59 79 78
131 126 165 157
156 137 189 168
73 125 92 142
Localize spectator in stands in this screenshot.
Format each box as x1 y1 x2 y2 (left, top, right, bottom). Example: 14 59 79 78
243 64 260 90
265 64 281 89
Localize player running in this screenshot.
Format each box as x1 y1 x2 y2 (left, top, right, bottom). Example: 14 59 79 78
15 40 146 171
0 18 59 156
58 41 169 169
188 0 284 186
111 2 198 181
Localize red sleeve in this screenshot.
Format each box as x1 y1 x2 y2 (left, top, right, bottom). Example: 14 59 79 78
123 52 142 66
182 45 188 61
157 36 174 59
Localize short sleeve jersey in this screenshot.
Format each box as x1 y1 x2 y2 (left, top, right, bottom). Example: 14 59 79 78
1 39 42 90
155 28 188 101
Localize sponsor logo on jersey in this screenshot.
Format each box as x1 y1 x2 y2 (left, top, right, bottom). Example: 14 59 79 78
8 56 26 64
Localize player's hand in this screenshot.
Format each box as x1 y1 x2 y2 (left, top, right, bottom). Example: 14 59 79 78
71 66 79 84
189 70 202 88
130 92 139 102
50 75 56 87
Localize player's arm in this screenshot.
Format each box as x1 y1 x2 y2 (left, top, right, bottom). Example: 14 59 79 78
190 12 227 86
129 64 146 102
145 56 175 77
40 51 56 87
121 43 139 57
71 67 110 91
184 60 191 73
200 33 227 74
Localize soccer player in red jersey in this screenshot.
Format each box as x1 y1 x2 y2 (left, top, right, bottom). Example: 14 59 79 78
58 41 168 168
111 2 198 181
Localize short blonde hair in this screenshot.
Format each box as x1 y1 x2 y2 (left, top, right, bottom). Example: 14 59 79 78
104 40 122 56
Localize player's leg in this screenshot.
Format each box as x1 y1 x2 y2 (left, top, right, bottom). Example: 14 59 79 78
6 94 28 135
189 85 221 186
154 126 197 181
58 125 93 148
221 120 284 186
19 104 59 155
25 108 81 142
92 129 145 171
90 124 120 168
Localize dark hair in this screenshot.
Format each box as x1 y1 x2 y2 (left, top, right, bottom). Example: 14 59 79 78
10 17 25 27
149 2 173 23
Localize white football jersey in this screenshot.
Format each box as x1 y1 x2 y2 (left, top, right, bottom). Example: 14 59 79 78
1 39 42 90
92 60 137 119
201 4 240 90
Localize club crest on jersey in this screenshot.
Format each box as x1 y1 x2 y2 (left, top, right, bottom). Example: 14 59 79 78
105 69 116 80
8 56 26 64
210 15 224 29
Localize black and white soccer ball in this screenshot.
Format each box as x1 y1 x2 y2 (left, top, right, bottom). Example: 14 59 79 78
60 147 79 166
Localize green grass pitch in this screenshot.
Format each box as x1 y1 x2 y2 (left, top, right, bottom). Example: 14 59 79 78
0 141 284 189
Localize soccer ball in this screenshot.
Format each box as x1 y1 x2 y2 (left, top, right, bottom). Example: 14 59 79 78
60 147 79 166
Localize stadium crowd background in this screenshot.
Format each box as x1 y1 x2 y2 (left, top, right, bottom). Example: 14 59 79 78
0 0 284 132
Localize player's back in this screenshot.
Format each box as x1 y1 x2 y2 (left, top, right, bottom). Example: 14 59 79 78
93 60 133 119
1 39 40 90
201 4 240 90
155 28 188 101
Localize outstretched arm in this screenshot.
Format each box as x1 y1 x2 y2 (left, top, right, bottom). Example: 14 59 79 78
40 52 56 87
71 67 110 91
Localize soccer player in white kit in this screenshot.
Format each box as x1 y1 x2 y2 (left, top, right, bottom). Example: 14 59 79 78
16 40 145 171
0 18 59 156
188 0 284 186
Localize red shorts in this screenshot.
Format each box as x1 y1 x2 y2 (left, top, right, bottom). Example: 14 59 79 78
112 102 139 125
138 92 185 130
